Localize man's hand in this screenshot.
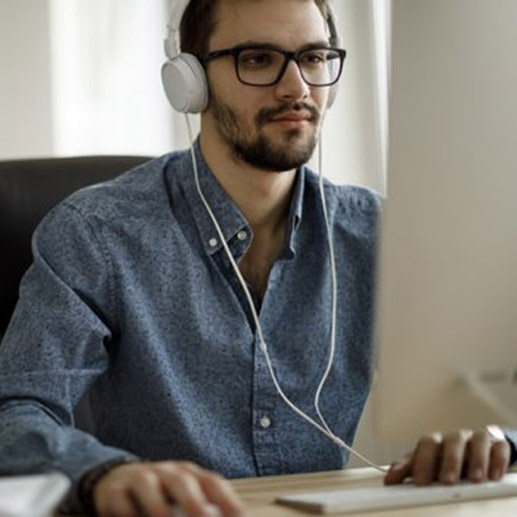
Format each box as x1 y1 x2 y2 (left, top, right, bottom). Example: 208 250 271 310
385 426 511 486
93 460 246 517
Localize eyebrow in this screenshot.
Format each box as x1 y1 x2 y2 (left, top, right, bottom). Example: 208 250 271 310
234 40 331 51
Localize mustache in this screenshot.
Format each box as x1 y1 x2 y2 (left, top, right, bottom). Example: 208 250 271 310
255 102 320 128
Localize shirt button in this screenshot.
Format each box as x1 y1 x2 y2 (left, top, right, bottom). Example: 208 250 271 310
259 415 271 429
237 230 247 241
208 238 218 247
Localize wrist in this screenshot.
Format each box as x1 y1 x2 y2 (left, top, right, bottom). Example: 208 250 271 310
79 458 136 514
502 428 517 466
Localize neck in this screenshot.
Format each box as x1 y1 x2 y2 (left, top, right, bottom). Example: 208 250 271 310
199 128 297 234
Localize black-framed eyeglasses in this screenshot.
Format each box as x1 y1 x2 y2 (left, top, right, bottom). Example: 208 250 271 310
200 45 347 87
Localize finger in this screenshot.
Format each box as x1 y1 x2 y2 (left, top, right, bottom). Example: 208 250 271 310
489 439 511 480
198 471 245 517
160 467 210 516
439 429 473 484
384 454 413 485
173 461 203 474
465 429 491 483
129 469 172 517
412 433 443 486
95 483 138 517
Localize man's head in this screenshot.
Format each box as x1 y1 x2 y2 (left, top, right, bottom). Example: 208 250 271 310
179 0 343 172
180 0 334 57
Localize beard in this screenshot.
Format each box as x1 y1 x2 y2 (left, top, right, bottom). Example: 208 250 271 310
209 92 321 172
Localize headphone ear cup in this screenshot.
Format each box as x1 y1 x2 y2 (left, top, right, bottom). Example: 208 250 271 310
161 53 208 113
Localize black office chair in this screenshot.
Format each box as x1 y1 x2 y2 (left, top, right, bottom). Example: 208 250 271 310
0 155 152 337
0 155 152 429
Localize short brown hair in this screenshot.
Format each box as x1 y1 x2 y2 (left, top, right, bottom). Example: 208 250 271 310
180 0 332 56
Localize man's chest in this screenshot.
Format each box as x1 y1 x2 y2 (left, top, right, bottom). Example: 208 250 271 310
236 229 287 301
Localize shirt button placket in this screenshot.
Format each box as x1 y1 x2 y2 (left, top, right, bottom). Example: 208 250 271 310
252 334 282 476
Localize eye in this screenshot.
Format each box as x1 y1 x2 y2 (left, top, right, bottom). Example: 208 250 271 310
238 50 276 68
300 50 327 66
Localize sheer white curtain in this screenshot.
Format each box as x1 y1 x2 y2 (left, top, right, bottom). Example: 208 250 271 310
320 0 389 193
339 0 405 466
372 0 391 194
48 0 174 157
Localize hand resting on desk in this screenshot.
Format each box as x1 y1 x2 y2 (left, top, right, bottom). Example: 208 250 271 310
92 460 246 517
385 425 511 486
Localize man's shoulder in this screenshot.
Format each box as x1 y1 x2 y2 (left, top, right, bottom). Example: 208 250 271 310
303 166 383 215
60 150 187 221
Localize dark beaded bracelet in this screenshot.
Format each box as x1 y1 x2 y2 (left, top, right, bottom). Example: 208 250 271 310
79 457 137 515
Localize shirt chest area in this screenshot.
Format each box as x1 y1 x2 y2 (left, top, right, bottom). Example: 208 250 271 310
107 216 371 369
102 218 373 476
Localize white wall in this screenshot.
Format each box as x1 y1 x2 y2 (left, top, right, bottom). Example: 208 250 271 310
0 0 54 159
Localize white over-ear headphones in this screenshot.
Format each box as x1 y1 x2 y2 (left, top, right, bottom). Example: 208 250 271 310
161 0 343 114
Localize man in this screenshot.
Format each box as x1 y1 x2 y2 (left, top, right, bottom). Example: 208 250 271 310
0 1 515 516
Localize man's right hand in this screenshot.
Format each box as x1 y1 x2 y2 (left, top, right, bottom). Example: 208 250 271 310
93 460 246 517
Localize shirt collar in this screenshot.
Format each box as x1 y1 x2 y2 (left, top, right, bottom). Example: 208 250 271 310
172 138 306 258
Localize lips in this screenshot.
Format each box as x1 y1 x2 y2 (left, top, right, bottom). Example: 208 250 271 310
256 103 319 127
272 112 311 122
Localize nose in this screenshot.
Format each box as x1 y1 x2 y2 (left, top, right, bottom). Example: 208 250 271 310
274 59 311 103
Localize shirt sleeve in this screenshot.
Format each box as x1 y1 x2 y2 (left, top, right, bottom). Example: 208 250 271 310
0 200 139 513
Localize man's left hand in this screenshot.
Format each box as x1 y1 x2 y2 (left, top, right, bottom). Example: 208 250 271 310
384 426 511 486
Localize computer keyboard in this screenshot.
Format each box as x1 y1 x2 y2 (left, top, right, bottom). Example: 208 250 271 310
276 473 517 514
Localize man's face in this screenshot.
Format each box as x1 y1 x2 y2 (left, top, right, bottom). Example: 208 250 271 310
204 0 331 172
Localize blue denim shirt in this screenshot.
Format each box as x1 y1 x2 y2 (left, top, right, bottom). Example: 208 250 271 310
0 142 381 511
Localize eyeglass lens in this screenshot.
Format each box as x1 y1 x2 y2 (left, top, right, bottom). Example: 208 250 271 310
237 48 342 86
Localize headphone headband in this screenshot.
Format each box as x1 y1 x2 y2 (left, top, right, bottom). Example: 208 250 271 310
326 5 341 48
164 0 190 58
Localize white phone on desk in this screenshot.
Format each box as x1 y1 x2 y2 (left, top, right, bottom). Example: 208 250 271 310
0 473 70 517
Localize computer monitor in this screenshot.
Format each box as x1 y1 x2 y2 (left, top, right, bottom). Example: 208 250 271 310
373 0 517 440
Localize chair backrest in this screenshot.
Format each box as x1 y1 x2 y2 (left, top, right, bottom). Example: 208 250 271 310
0 156 152 336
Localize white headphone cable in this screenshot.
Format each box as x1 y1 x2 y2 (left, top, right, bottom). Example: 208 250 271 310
313 130 338 438
184 114 387 473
